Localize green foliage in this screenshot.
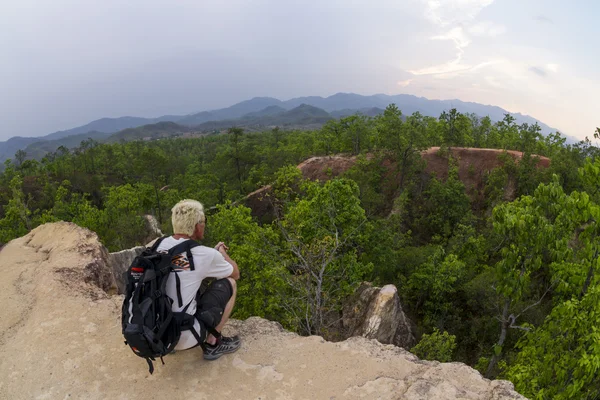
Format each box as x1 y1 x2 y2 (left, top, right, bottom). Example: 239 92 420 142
271 164 305 213
410 163 473 243
580 157 600 203
411 328 457 362
505 286 600 399
39 180 104 234
206 204 290 325
97 184 153 251
279 178 373 335
0 176 31 243
374 106 429 193
342 154 386 215
408 249 466 329
338 115 372 155
439 108 472 147
484 166 510 209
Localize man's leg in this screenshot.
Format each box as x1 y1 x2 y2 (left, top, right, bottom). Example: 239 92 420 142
206 277 237 345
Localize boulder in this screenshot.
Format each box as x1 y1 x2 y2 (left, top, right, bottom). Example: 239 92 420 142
0 223 525 400
107 245 145 293
343 282 416 349
108 217 161 293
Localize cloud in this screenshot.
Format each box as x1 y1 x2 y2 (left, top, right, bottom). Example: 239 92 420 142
546 63 559 73
409 62 469 76
432 26 471 48
412 0 499 78
529 66 547 77
485 76 504 88
423 0 495 27
409 59 499 77
468 21 506 37
397 79 412 87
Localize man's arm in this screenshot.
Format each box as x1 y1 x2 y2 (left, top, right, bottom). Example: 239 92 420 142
215 242 240 280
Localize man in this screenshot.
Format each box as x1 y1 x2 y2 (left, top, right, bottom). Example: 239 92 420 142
155 199 241 359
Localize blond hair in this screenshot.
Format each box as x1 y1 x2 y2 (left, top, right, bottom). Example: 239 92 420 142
171 199 205 236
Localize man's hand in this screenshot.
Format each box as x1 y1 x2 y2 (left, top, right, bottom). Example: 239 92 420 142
215 242 229 254
215 241 240 280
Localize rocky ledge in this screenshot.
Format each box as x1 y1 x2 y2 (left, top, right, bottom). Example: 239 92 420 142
0 222 525 399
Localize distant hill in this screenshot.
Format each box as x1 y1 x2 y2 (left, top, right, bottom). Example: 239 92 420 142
192 104 333 131
0 136 42 165
105 121 189 143
243 105 287 118
177 97 285 126
331 107 386 118
0 92 571 165
43 115 185 142
24 131 114 159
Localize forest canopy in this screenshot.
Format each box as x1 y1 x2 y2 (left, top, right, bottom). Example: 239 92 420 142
2 107 599 399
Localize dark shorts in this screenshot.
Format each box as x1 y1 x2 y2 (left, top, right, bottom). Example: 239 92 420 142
195 278 233 331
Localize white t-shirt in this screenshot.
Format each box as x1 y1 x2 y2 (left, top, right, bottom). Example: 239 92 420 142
156 237 233 350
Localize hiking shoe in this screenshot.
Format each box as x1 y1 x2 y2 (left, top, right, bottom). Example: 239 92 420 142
203 335 241 360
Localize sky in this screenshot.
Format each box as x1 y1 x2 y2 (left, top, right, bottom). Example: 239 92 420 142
0 0 598 142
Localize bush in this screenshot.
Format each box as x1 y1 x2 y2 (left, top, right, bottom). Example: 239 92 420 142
411 328 457 362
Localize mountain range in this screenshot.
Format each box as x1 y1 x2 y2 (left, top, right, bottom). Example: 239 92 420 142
0 93 568 165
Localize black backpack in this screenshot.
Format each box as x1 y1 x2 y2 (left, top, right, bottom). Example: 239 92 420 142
121 237 205 374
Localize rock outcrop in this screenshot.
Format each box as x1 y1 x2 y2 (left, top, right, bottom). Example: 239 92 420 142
0 223 525 399
106 217 162 293
343 282 416 349
142 214 163 243
107 245 145 293
297 154 359 181
421 147 550 205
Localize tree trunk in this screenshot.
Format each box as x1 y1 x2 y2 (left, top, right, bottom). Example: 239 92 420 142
486 299 511 378
235 156 243 194
154 185 162 224
580 248 598 300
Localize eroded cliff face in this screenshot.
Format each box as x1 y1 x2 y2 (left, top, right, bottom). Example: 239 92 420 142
0 223 525 400
245 147 551 220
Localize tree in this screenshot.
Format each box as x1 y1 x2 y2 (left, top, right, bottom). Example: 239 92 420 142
99 184 152 251
135 147 168 223
485 180 571 377
505 285 600 399
496 114 519 150
342 155 386 216
339 114 371 155
408 249 467 329
206 204 289 324
14 149 27 168
439 108 471 148
228 127 246 193
410 163 472 242
375 106 428 192
0 176 31 243
470 115 491 148
278 178 372 336
78 138 99 173
500 176 600 397
411 328 457 362
319 120 343 155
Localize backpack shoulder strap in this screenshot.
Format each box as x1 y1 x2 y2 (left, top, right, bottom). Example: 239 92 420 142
149 236 168 252
168 240 201 271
